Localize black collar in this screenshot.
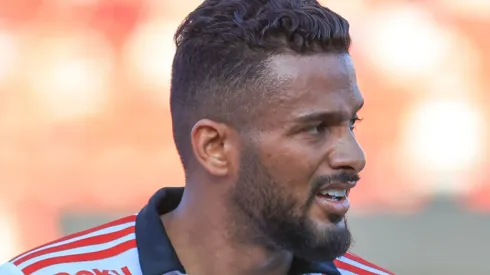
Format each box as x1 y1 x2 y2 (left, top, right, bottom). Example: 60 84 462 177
135 187 341 275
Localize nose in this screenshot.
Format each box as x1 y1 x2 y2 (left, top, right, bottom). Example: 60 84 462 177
327 131 366 173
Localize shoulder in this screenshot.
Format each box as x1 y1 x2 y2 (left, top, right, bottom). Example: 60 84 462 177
2 215 141 275
334 252 395 275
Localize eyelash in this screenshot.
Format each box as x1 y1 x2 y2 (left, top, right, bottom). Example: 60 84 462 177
350 117 363 130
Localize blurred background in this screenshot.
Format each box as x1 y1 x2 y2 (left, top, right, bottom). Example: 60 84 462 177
0 0 488 274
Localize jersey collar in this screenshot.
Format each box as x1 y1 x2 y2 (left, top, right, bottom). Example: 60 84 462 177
135 187 341 275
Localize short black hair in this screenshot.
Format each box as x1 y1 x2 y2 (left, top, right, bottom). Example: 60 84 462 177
170 0 351 170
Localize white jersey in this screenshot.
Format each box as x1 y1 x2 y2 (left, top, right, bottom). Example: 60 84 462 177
0 188 394 275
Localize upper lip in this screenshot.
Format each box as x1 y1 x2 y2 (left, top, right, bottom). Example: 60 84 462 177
317 181 357 193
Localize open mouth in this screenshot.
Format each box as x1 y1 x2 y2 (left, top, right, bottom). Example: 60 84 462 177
314 188 351 221
316 189 347 201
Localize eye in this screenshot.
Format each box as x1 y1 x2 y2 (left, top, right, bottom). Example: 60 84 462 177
306 122 328 135
350 116 363 131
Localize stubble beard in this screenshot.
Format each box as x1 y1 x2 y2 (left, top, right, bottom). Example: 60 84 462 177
227 145 352 262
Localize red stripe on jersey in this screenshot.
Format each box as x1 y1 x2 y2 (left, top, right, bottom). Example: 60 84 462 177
343 253 394 275
13 226 135 266
11 215 136 263
335 260 378 275
22 239 137 275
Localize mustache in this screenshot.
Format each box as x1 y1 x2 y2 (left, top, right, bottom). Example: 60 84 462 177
311 171 360 193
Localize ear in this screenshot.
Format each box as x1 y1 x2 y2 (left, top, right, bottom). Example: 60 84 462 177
190 119 237 177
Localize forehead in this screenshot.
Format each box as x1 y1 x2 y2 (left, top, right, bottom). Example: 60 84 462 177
265 53 363 118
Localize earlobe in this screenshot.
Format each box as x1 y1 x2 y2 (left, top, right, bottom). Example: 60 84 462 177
191 119 230 177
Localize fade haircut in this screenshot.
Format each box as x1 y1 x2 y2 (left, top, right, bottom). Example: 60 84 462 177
170 0 351 170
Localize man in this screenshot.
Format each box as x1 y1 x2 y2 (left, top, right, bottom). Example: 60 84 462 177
1 0 394 274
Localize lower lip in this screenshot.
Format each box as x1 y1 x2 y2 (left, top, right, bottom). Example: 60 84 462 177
314 195 350 217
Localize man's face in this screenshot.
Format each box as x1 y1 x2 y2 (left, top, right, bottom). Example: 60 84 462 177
230 53 365 262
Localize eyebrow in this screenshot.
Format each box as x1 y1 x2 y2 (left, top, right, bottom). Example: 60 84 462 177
294 100 364 124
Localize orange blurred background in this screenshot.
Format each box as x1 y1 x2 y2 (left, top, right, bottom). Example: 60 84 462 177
0 0 488 274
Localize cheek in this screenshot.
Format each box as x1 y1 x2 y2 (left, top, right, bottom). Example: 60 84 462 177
262 146 318 193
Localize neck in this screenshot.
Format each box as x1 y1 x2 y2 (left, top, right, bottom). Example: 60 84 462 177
162 185 294 275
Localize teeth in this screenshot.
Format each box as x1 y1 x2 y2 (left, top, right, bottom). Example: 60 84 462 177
320 189 347 197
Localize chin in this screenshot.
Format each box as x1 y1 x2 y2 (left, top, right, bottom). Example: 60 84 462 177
293 236 351 262
313 215 347 230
